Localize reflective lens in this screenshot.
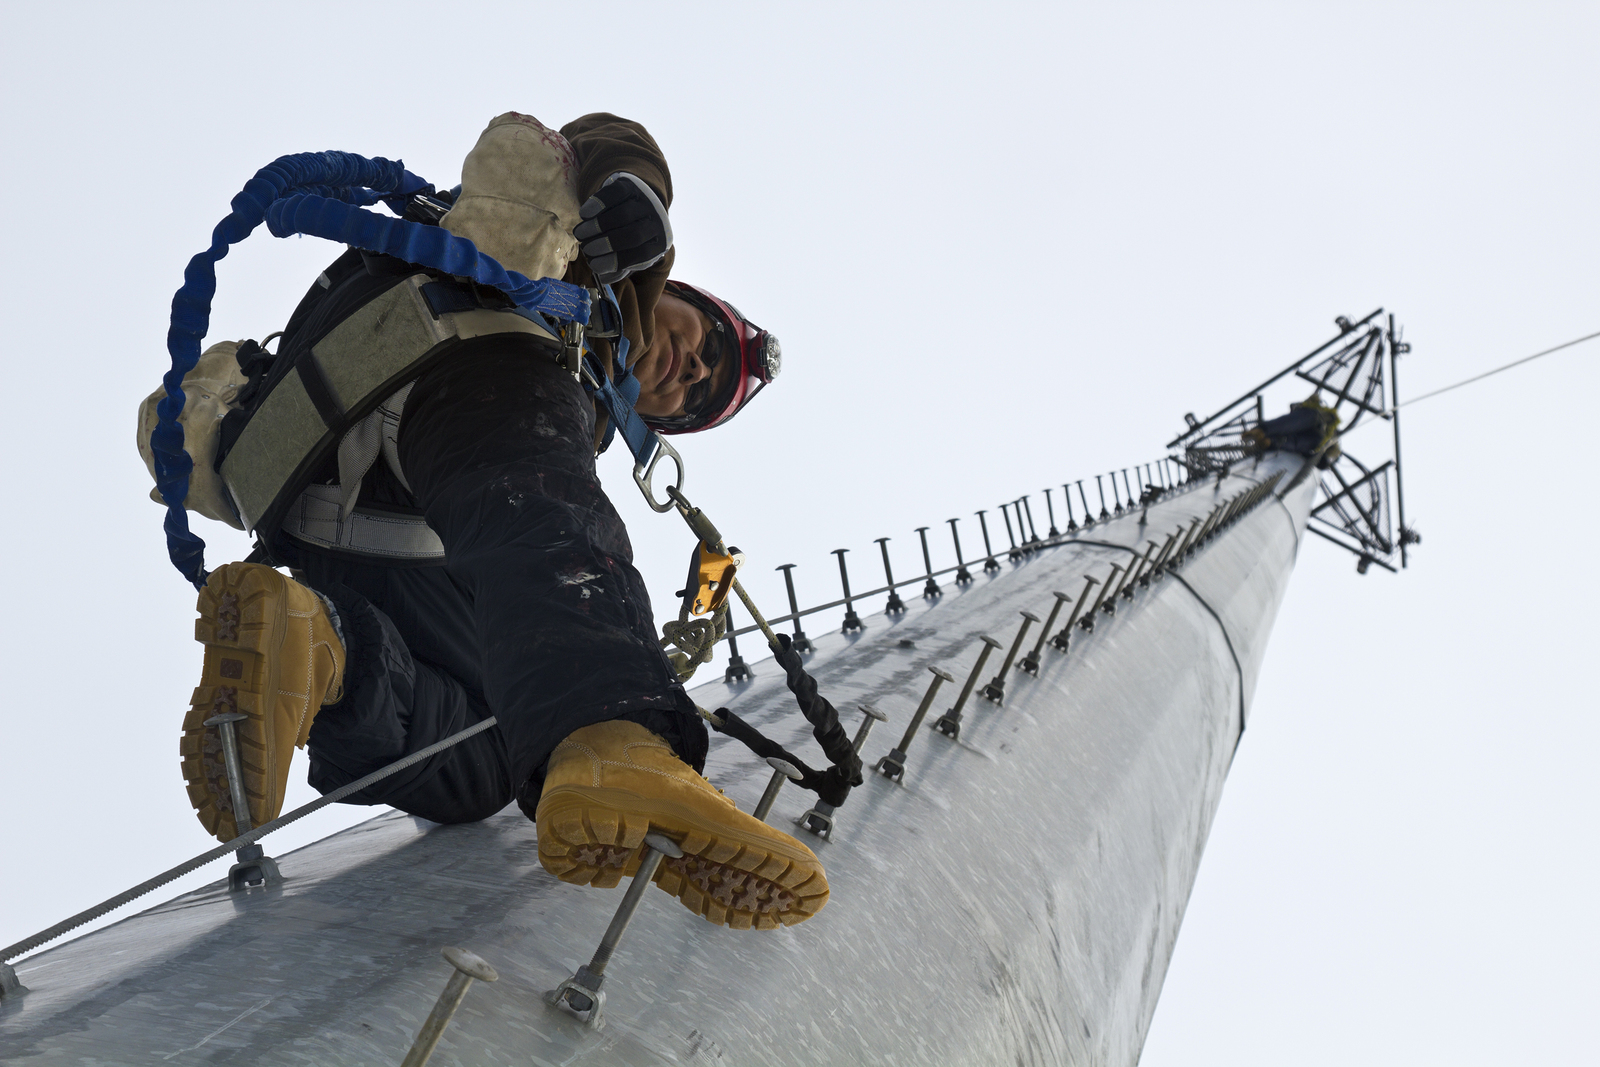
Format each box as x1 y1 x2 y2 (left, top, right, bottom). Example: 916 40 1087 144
683 319 731 417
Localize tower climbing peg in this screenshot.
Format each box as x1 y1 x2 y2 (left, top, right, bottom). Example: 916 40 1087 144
546 832 685 1030
1000 504 1022 561
775 564 813 654
1077 479 1094 526
876 666 956 782
832 549 864 633
915 527 940 597
1081 563 1121 630
204 710 283 892
875 538 906 614
723 603 753 683
1019 495 1040 543
1043 488 1060 538
1020 590 1074 675
934 636 1004 740
753 757 803 821
1063 484 1078 532
980 611 1040 705
401 947 499 1067
947 518 973 584
975 510 1001 573
800 704 888 838
1105 554 1138 608
1051 574 1100 651
1148 532 1180 581
1095 475 1110 520
1122 542 1159 599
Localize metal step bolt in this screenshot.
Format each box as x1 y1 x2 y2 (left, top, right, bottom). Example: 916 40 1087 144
1122 542 1160 599
876 666 956 782
753 757 803 821
1063 483 1079 532
723 603 753 683
1147 531 1181 580
1095 475 1110 520
981 611 1041 705
1020 589 1074 675
947 518 974 584
1051 574 1100 651
934 636 1004 739
204 710 284 892
1107 553 1141 606
774 564 814 654
401 947 499 1067
975 510 1001 573
1020 495 1041 544
874 538 907 615
1082 563 1122 629
1043 488 1060 538
832 549 864 633
1001 504 1023 561
546 832 685 1030
915 526 941 597
800 704 888 838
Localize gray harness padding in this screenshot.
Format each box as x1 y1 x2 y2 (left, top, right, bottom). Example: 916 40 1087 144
220 272 558 538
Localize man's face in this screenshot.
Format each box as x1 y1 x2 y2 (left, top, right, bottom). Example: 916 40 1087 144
631 292 734 419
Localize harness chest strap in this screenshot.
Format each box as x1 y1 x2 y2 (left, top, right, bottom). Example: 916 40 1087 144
222 272 559 537
278 282 659 562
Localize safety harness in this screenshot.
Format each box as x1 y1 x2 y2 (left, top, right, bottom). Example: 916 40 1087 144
155 149 861 811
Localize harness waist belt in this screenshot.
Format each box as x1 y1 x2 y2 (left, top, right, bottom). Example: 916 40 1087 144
282 484 446 561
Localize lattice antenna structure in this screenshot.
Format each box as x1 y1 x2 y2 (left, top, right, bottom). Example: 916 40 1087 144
1168 310 1420 573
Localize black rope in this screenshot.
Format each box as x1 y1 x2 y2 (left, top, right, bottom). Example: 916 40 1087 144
711 634 862 807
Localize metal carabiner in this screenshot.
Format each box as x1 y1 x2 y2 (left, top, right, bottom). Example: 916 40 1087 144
633 436 685 513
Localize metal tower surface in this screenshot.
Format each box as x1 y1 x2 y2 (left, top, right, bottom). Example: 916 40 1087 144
0 452 1318 1067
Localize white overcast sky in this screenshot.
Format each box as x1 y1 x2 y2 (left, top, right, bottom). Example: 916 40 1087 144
1 3 1596 1063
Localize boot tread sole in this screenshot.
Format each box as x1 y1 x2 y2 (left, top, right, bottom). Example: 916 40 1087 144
537 785 828 931
179 564 298 842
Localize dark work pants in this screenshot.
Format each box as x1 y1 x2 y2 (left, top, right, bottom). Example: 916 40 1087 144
283 340 706 825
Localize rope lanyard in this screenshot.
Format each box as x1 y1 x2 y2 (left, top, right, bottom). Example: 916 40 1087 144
155 151 591 590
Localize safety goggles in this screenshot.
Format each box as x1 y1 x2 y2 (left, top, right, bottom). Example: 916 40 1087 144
645 281 781 434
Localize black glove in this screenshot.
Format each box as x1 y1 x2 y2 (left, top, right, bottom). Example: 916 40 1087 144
573 172 673 285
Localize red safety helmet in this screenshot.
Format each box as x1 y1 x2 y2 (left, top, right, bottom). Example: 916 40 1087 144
643 280 781 434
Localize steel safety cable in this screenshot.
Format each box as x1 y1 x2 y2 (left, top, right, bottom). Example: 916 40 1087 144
1343 327 1600 440
1 717 499 963
1399 328 1600 408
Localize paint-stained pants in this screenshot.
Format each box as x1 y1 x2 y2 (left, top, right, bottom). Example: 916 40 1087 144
283 339 706 824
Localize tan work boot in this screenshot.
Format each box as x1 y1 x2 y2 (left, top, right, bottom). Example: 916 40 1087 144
536 721 829 930
179 562 346 842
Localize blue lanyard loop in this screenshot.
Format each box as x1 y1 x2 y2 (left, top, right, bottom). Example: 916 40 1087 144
575 287 686 512
157 151 592 588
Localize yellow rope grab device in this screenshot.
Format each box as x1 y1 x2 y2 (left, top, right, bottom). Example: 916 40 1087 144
629 436 783 689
